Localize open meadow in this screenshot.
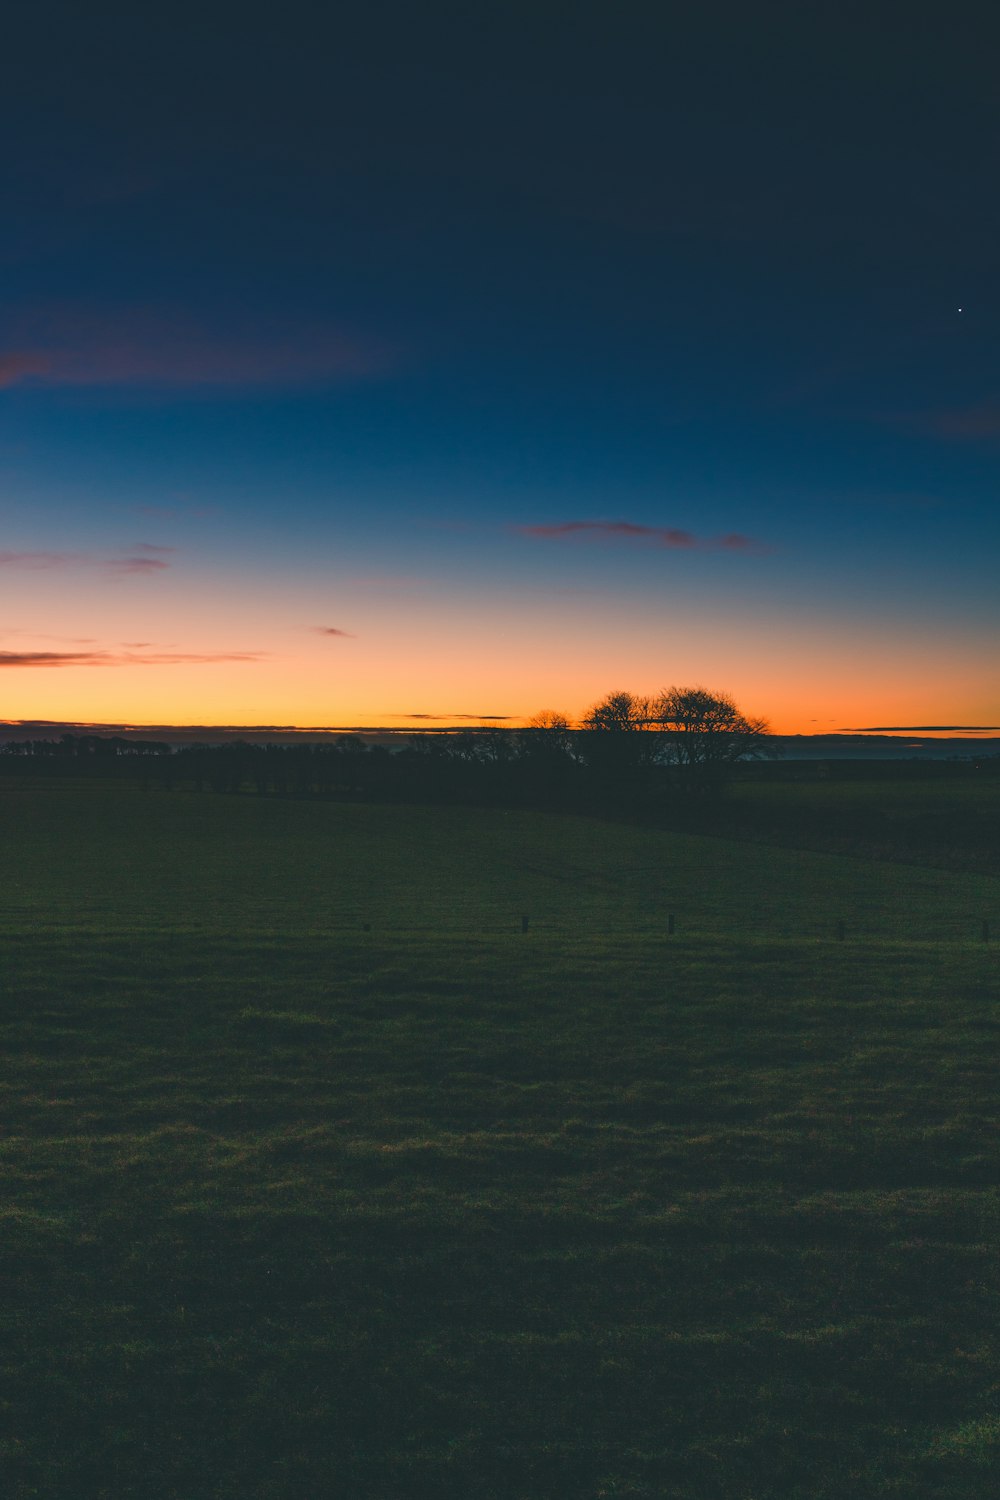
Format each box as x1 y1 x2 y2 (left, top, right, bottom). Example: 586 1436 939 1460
3 780 1000 1498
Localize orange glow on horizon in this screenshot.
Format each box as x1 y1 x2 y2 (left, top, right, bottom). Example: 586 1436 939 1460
0 561 995 739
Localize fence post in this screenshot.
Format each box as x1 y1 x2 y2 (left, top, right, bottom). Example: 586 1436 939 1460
983 919 991 943
836 920 845 941
668 914 675 936
521 913 529 934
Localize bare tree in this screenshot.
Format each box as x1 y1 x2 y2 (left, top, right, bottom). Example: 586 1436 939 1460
581 690 650 735
579 689 665 777
654 686 770 773
518 710 575 761
527 709 572 733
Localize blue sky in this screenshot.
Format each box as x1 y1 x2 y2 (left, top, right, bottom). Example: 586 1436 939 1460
1 2 998 731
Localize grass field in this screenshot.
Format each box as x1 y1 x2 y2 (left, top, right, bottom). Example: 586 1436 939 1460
3 782 1000 1498
726 774 1000 878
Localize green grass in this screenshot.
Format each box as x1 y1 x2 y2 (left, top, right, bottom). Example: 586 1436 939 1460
2 780 997 943
2 783 1000 1497
726 774 1000 877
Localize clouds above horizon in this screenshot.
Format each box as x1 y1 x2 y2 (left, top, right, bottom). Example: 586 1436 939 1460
0 353 50 386
387 713 511 721
312 626 355 638
106 556 171 576
0 545 175 576
517 521 767 552
0 551 85 570
0 305 393 392
0 649 264 668
840 724 1000 733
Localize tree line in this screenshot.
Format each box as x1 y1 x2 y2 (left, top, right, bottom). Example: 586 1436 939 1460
0 687 772 814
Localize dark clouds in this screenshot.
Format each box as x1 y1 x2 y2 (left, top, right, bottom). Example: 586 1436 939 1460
0 650 263 668
842 725 1000 734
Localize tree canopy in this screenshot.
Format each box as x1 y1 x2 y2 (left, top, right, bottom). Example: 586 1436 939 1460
653 687 771 770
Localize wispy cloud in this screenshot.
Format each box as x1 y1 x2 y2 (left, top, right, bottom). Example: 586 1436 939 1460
106 556 171 576
523 520 699 547
0 550 84 569
0 305 394 392
0 353 51 388
517 521 767 552
715 532 766 551
926 400 1000 439
0 630 98 644
0 650 264 668
121 651 264 665
0 546 174 576
312 626 356 638
0 652 111 668
387 712 512 721
840 724 1000 733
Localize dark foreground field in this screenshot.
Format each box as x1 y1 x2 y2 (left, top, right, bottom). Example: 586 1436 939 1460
3 783 1000 1498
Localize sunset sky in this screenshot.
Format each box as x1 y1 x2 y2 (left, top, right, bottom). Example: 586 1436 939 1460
2 2 998 735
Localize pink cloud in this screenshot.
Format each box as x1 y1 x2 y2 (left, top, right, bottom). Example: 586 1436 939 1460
0 305 395 391
312 626 355 638
517 521 767 552
0 353 51 388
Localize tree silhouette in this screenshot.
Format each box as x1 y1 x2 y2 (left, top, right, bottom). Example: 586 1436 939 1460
654 686 770 777
578 690 665 794
581 690 649 736
517 710 574 761
514 711 577 805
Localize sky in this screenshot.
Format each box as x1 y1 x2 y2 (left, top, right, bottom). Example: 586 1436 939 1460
1 1 998 735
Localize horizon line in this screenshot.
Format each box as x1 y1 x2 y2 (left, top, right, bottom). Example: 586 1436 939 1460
1 719 999 741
